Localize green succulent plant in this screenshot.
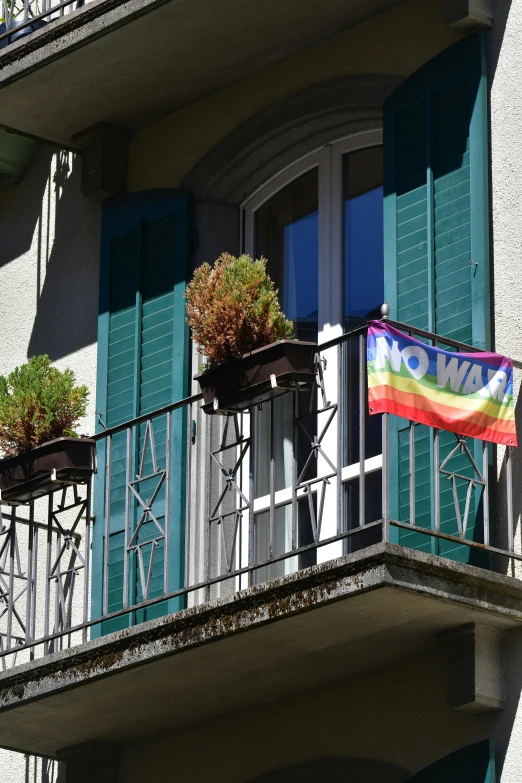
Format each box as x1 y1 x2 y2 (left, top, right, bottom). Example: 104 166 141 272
0 355 88 457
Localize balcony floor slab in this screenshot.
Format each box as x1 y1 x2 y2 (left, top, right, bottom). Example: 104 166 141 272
1 542 522 758
0 0 405 145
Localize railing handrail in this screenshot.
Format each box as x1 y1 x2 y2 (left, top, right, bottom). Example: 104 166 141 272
0 0 83 44
93 318 516 442
92 392 203 442
384 318 485 353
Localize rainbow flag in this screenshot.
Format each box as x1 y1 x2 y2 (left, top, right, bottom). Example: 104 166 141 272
367 321 517 447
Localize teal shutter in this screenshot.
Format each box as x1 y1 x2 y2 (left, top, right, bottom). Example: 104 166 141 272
383 34 490 563
92 190 191 634
409 740 496 782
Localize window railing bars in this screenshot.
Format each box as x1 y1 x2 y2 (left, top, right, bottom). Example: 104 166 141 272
0 0 87 44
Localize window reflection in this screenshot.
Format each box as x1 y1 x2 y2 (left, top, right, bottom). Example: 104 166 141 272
254 169 319 580
343 146 383 550
256 168 318 342
343 146 384 330
250 146 386 570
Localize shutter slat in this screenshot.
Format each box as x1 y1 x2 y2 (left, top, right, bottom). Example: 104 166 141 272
384 34 489 565
93 192 190 636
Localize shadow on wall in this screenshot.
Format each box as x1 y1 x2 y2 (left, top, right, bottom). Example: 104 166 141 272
23 754 64 783
0 147 51 267
247 758 410 782
0 145 101 362
28 151 101 361
487 0 512 86
490 626 522 779
494 387 522 589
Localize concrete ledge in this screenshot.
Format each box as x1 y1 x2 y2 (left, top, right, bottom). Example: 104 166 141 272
1 543 522 757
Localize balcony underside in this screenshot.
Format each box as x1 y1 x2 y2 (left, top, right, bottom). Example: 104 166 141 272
0 0 406 146
1 542 522 759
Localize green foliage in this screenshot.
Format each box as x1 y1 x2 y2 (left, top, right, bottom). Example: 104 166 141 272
0 0 23 24
185 253 294 367
0 355 89 457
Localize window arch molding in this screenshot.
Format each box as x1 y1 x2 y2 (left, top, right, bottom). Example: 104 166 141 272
181 74 401 206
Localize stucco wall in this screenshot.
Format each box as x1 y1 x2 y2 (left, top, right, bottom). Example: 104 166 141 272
0 147 100 426
128 0 460 193
488 0 522 583
0 146 100 783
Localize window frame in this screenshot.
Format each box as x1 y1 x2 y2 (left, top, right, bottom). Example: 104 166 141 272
240 130 384 573
241 129 383 343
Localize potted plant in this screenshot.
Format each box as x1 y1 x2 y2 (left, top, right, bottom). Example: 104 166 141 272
186 253 317 413
0 355 94 504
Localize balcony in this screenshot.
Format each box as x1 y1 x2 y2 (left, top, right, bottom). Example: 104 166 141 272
0 0 409 147
0 321 520 758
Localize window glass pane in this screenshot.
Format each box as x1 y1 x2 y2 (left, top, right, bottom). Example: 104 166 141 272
253 169 319 583
343 147 383 467
256 168 318 341
343 147 384 330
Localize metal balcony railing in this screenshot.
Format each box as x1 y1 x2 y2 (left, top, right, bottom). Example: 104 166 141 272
0 0 88 49
0 322 517 670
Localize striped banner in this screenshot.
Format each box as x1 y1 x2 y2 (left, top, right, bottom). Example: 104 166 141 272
367 321 517 447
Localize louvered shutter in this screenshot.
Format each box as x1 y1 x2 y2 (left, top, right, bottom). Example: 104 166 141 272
92 191 190 634
383 34 490 563
409 740 496 782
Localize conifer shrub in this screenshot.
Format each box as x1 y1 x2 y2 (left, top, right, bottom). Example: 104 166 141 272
0 356 89 457
185 253 294 368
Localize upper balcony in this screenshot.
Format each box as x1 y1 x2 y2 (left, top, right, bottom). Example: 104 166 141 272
0 319 520 760
0 0 491 154
0 0 414 148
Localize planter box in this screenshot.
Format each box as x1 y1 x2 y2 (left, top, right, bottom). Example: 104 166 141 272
0 437 95 504
194 340 317 414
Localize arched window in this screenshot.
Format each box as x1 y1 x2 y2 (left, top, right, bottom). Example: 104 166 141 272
242 133 384 580
243 131 384 341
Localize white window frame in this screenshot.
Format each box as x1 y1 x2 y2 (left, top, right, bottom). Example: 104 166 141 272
239 129 383 576
242 129 383 345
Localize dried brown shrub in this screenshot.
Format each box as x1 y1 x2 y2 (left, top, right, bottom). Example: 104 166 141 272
185 253 294 367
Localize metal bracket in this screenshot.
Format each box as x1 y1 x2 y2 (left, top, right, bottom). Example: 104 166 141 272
269 373 299 392
210 398 244 416
50 469 83 488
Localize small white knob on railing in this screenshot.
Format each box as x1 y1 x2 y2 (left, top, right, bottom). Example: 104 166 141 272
381 302 390 319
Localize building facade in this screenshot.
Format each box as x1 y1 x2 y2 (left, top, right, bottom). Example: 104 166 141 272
0 0 522 780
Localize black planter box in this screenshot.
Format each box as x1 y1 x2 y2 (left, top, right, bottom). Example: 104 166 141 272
194 339 317 414
0 437 95 504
